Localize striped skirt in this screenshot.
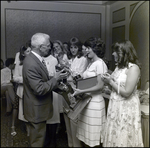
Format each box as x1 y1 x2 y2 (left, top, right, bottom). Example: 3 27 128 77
76 93 106 147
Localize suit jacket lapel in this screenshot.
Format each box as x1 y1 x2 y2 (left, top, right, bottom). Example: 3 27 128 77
30 53 50 79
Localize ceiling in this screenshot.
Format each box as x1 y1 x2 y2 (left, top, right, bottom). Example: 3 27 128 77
48 1 117 5
7 1 117 5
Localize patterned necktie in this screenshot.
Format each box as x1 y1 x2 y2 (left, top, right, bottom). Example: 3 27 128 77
42 59 49 74
11 69 13 80
42 59 47 67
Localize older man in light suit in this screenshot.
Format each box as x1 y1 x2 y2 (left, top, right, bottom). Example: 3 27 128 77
23 33 67 147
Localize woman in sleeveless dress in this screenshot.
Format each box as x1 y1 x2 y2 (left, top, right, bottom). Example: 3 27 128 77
101 40 144 147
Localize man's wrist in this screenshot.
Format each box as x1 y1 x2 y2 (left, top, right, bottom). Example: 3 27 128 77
110 80 113 86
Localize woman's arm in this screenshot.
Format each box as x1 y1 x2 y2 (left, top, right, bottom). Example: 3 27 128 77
13 62 23 84
13 53 23 83
102 65 140 98
77 57 88 75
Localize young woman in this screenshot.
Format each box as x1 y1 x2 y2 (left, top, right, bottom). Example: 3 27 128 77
63 37 89 147
68 37 88 78
12 43 31 136
101 40 144 147
73 37 108 147
72 37 108 147
52 40 69 67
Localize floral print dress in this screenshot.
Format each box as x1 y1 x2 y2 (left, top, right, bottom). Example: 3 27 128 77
102 63 144 147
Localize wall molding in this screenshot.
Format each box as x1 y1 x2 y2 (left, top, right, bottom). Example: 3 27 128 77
112 7 125 23
129 1 145 23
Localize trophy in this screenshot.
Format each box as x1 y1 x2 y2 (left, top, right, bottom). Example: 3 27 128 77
55 63 78 108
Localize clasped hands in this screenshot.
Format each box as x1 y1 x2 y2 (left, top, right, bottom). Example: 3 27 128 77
101 72 113 84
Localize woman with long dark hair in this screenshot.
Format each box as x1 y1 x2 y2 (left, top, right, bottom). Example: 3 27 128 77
12 43 31 136
101 40 143 147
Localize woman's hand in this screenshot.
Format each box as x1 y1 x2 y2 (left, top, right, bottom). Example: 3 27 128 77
101 73 112 84
71 86 83 97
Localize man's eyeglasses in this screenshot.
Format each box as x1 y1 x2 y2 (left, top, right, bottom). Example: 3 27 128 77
40 44 51 49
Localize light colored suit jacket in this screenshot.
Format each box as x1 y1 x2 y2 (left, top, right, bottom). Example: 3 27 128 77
23 52 58 123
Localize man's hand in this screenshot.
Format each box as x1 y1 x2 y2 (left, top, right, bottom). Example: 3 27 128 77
54 69 68 81
10 79 15 83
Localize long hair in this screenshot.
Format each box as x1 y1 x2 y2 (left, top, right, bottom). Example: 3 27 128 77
51 40 64 56
68 37 83 58
63 42 72 60
0 59 4 69
25 40 31 48
5 58 15 67
53 40 63 48
19 46 28 65
111 40 141 69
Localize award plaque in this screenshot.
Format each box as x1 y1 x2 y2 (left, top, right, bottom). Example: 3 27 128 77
54 76 99 121
54 65 98 121
67 93 92 121
77 75 97 89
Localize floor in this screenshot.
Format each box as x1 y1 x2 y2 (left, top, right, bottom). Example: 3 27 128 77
1 98 68 147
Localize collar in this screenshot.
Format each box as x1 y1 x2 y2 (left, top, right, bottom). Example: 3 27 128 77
31 51 43 62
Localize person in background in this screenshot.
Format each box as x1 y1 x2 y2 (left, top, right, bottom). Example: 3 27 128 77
1 58 16 116
101 40 144 147
72 37 108 147
52 40 69 66
63 41 72 60
1 59 4 69
138 80 149 105
81 43 90 65
43 43 65 147
144 80 149 94
22 33 68 147
68 37 88 77
52 40 70 134
1 58 20 136
63 37 88 147
13 43 31 136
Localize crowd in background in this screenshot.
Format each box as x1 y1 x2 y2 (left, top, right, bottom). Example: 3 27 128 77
1 33 147 147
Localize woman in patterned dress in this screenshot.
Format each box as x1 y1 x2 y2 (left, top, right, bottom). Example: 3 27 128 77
72 37 108 147
101 40 144 147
